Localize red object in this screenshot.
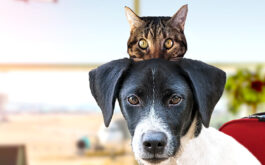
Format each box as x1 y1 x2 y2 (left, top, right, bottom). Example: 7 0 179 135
219 113 265 164
251 80 264 92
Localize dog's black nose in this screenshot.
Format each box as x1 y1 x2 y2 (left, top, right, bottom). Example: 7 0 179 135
142 131 167 154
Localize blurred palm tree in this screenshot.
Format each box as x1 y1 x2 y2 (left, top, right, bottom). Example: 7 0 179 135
225 66 265 114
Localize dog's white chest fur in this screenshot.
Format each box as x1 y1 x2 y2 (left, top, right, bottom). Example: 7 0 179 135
177 126 261 165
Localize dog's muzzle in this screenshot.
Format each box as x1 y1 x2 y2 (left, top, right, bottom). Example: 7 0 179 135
141 131 169 163
142 131 167 154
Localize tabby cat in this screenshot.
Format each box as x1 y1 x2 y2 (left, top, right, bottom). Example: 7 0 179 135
125 5 188 61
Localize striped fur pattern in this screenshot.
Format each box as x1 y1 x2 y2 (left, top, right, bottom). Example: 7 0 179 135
125 5 188 61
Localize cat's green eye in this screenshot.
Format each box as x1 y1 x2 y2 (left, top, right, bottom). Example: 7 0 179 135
164 38 174 49
138 39 148 49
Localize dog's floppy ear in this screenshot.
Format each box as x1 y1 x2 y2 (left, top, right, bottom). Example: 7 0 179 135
178 58 226 127
89 58 132 127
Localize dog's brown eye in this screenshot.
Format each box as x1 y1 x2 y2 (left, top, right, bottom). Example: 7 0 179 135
169 95 182 105
128 95 140 105
164 38 174 49
138 39 148 49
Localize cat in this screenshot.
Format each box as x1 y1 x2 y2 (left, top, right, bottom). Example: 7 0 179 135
125 5 188 61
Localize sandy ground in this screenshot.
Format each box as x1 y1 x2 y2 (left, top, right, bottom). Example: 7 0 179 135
0 113 136 165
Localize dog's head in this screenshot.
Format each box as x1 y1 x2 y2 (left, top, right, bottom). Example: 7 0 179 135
89 58 226 164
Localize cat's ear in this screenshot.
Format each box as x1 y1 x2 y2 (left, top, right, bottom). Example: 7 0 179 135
125 6 144 30
168 4 188 31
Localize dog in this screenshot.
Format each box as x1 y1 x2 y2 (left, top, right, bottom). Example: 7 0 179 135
89 58 260 165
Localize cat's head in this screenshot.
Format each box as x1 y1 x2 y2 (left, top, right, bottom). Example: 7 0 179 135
125 5 188 61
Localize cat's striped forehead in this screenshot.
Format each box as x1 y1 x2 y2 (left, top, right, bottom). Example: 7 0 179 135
140 17 171 39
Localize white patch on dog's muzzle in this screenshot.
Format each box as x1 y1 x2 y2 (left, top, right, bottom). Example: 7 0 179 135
131 106 175 164
132 112 197 165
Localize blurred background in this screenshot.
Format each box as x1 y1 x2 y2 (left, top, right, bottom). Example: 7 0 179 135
0 0 265 165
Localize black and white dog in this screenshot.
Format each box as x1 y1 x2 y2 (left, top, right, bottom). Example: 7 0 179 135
89 58 260 165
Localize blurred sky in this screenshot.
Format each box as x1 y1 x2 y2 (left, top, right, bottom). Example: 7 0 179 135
0 0 265 63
